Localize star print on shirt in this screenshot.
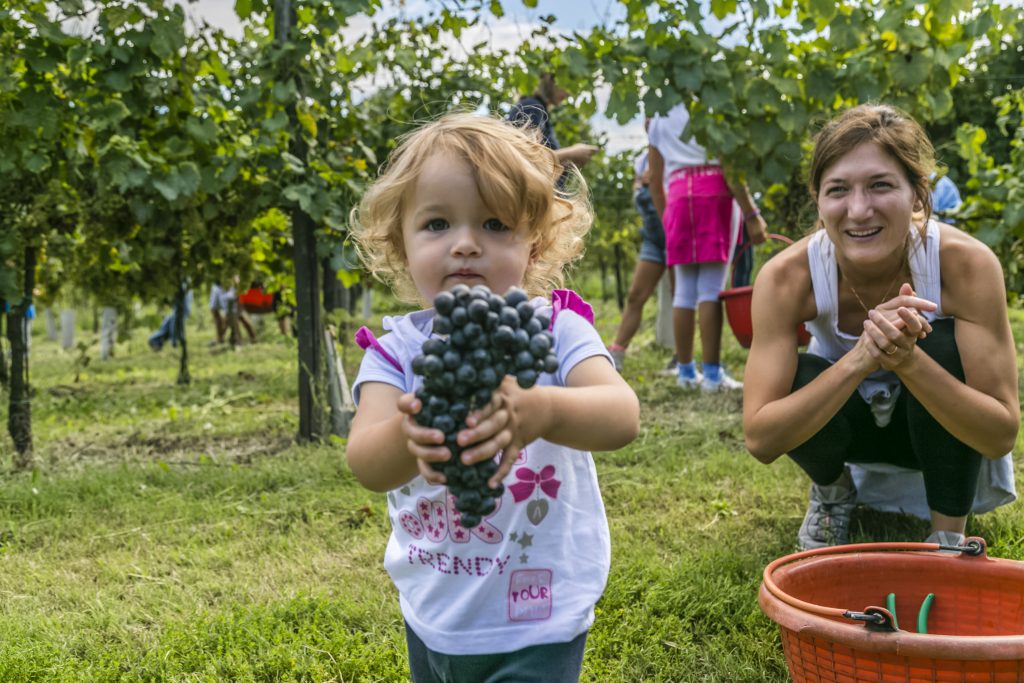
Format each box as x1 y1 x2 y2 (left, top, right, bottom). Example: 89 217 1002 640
519 553 529 564
518 532 533 549
509 531 518 542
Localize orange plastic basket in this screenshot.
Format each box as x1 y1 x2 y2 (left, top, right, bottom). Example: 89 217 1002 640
759 538 1024 682
720 233 810 348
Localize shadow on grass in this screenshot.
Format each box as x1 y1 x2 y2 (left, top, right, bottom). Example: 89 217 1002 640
849 507 931 544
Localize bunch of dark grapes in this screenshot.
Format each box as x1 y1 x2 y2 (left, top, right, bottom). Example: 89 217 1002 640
411 284 559 528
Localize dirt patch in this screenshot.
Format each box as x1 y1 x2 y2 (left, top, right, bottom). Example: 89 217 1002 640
44 430 296 467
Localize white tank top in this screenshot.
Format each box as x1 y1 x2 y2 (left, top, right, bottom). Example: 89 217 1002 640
805 220 1017 518
805 219 943 425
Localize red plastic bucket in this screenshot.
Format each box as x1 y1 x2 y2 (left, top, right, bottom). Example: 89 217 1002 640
759 538 1024 682
720 233 810 348
239 287 275 314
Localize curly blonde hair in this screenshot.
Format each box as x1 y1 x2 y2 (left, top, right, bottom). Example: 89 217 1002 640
350 112 592 304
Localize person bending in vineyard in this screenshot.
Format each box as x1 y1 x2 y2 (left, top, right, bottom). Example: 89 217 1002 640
507 72 600 172
743 104 1018 550
346 113 639 683
647 101 768 391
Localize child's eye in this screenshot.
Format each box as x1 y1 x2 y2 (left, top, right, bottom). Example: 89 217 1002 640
483 218 509 232
424 218 448 232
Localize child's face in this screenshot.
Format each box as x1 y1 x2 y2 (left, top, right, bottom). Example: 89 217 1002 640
401 151 533 304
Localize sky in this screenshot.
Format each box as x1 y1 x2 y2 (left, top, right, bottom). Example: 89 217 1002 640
174 0 647 154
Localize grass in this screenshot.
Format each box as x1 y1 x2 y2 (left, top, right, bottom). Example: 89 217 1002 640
1 294 1022 682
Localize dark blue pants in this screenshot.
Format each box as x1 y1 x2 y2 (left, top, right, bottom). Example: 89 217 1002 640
787 319 982 517
731 224 752 288
405 623 588 683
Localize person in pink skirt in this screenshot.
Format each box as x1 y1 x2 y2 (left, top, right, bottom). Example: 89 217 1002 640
647 102 768 391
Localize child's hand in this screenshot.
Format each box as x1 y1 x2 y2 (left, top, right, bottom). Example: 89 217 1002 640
455 376 549 489
397 392 451 486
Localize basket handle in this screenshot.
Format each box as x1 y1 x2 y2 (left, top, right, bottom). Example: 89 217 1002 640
730 233 793 289
761 538 987 629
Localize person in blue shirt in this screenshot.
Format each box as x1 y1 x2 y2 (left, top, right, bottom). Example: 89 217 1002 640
148 289 193 351
931 174 962 224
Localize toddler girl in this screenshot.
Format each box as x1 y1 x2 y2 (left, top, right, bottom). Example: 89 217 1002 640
347 113 640 682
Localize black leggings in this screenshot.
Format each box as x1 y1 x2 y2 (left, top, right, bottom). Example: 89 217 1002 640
788 319 981 517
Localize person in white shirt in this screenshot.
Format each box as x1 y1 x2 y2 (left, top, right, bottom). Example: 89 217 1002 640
647 102 767 391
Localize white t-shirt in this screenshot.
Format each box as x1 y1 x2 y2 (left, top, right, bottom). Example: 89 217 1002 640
352 300 612 655
647 103 717 182
208 284 236 312
633 149 648 179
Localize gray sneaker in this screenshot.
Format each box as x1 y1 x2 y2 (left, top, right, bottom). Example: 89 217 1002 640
608 347 625 372
925 530 966 553
798 479 857 550
657 355 679 376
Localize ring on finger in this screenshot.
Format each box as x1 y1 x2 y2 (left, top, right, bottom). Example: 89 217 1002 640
885 345 898 355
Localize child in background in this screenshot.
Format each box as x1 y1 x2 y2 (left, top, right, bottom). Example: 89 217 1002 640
347 113 640 682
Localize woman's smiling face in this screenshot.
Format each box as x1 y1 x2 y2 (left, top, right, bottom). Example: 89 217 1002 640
817 141 917 264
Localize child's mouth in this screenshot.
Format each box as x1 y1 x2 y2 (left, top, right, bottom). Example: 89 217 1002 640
448 271 482 281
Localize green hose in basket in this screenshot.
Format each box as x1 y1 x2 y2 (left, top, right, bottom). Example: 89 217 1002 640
886 593 900 630
917 593 935 634
885 592 935 633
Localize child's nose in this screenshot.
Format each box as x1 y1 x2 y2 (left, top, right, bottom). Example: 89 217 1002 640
450 226 481 256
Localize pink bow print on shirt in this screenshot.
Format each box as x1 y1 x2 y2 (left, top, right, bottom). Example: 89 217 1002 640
509 465 561 503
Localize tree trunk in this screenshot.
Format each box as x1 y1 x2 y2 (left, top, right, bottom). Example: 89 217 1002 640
0 307 8 388
174 285 190 385
8 247 36 466
613 244 625 312
293 210 324 441
322 259 345 313
337 284 351 315
360 284 371 319
598 257 608 302
278 0 324 442
121 306 134 342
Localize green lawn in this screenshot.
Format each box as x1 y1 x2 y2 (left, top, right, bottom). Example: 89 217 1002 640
1 297 1022 681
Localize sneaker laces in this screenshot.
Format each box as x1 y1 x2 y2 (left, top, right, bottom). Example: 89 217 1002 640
800 482 856 548
811 500 850 544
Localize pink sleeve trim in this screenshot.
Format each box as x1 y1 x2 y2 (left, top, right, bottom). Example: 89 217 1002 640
355 326 404 374
550 289 594 328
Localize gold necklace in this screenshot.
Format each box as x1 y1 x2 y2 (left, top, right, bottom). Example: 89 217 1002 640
847 272 902 315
